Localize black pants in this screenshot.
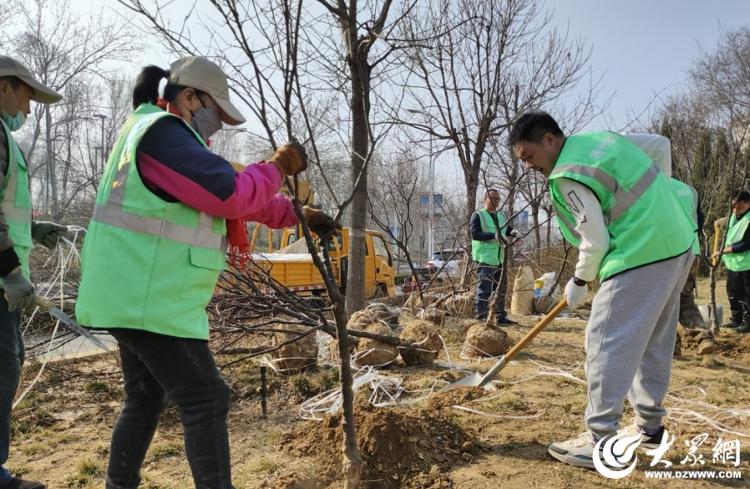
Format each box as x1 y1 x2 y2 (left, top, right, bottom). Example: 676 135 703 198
0 295 22 487
474 263 508 321
106 329 232 489
727 269 750 325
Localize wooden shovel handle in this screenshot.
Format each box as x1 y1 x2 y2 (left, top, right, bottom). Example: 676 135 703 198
504 298 568 363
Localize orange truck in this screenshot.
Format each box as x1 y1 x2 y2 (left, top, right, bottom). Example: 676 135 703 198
250 225 396 299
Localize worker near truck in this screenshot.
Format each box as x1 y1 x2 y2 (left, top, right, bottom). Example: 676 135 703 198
713 189 750 333
0 55 69 489
75 57 337 489
470 188 517 325
510 111 695 469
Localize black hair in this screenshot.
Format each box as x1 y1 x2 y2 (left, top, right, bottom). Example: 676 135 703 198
485 188 499 198
131 65 187 109
733 189 750 203
0 76 22 89
507 110 564 147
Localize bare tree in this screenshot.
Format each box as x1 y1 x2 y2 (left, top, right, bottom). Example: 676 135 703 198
395 0 591 260
8 0 135 218
368 148 426 300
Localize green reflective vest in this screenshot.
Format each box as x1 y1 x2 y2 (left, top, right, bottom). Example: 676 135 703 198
549 131 694 281
471 209 507 266
76 104 227 340
722 212 750 272
0 119 33 281
669 178 701 256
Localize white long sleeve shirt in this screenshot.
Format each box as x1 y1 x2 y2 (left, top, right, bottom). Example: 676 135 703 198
558 134 672 282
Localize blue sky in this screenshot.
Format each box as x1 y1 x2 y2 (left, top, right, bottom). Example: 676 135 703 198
548 0 750 130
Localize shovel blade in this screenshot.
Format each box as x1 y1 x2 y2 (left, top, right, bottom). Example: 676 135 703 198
446 372 496 391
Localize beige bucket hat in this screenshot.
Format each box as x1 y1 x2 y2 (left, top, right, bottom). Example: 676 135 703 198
169 56 245 125
0 55 63 104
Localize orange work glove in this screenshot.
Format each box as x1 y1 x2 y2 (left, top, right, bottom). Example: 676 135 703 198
271 141 308 177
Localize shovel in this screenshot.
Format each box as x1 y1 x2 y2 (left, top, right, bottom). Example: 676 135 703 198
36 297 111 353
450 298 568 389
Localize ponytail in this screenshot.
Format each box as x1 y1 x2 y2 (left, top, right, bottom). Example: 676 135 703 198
132 65 169 109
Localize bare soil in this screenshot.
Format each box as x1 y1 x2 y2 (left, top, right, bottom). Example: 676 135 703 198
9 278 749 488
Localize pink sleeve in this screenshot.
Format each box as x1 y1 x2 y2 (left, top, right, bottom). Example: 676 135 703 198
138 152 286 219
244 194 299 229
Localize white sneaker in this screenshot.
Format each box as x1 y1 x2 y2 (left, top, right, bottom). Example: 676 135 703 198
548 432 599 468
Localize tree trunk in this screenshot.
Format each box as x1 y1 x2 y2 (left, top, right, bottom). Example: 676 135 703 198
460 176 479 286
345 55 370 317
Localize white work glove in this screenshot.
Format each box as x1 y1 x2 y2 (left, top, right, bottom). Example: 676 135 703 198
495 231 507 246
3 268 36 312
564 277 588 309
510 229 519 237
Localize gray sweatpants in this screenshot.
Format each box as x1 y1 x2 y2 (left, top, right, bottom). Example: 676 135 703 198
584 250 693 438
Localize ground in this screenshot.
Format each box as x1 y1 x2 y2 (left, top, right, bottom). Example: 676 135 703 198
8 278 750 488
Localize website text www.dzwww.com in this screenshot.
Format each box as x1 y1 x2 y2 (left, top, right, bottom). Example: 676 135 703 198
645 470 743 480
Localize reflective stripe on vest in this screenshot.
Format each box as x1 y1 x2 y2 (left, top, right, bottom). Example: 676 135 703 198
549 164 659 222
90 115 226 251
548 131 694 281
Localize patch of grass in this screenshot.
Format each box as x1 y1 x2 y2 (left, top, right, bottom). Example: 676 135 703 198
65 458 102 488
246 455 282 476
286 368 339 400
149 441 183 461
84 381 110 394
19 442 46 456
288 374 314 400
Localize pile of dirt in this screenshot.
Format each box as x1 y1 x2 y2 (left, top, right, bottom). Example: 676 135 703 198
676 325 719 355
282 404 473 488
426 387 486 411
399 320 442 366
353 322 399 367
717 332 750 354
462 323 509 357
271 324 318 374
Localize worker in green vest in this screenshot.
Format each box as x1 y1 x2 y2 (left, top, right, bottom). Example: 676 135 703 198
509 111 695 470
0 55 67 489
713 190 750 333
75 57 336 489
470 188 517 324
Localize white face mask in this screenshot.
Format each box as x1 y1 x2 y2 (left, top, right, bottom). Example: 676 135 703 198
190 106 222 142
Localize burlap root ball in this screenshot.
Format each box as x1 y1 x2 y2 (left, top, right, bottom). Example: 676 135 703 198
271 324 319 374
353 323 398 367
463 323 509 357
398 319 441 366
